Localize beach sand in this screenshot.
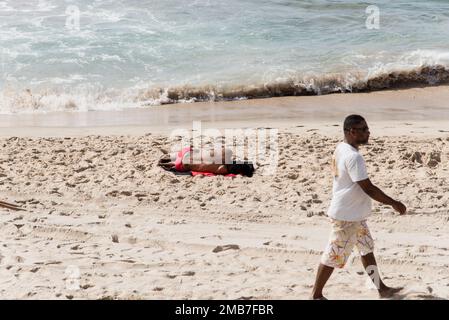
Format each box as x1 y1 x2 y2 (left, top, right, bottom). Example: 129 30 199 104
0 86 448 300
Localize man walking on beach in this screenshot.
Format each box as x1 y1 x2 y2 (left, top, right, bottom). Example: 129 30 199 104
311 114 407 300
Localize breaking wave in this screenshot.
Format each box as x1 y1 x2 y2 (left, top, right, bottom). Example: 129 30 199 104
1 64 449 114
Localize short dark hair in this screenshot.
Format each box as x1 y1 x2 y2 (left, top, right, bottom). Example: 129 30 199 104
227 161 255 177
343 114 365 132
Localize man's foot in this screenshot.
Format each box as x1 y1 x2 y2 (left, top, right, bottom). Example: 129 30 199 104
379 286 403 298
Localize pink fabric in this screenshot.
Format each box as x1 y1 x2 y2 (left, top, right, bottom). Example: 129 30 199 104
191 171 237 177
174 147 192 171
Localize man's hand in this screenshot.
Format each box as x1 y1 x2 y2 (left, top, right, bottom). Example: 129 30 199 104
357 179 406 215
392 200 407 215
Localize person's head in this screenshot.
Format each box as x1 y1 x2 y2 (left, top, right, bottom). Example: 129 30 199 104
343 114 370 145
227 161 255 177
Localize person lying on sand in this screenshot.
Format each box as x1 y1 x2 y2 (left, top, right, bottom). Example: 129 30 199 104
158 145 254 177
311 114 407 300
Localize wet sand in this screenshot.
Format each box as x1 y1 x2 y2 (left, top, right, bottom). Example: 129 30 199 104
0 86 448 137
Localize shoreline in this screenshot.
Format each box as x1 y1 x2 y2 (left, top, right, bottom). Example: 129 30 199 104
0 85 448 137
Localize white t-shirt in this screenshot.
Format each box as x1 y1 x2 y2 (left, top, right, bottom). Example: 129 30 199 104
327 142 372 221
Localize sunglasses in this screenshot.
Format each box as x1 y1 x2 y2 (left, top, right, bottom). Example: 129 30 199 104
345 126 369 132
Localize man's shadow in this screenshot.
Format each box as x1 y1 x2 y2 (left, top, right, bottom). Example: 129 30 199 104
388 289 447 300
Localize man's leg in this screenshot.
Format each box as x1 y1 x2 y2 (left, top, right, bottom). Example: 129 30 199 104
357 221 402 298
312 219 355 299
311 264 334 299
361 252 403 298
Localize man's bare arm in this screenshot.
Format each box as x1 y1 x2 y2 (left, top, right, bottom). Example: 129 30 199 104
357 178 406 214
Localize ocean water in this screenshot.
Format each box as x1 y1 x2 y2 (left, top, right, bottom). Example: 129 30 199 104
1 0 449 113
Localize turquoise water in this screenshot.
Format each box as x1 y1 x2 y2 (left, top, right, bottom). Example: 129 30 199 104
1 0 449 113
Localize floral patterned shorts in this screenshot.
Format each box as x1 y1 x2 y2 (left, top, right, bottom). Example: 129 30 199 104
321 219 374 269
